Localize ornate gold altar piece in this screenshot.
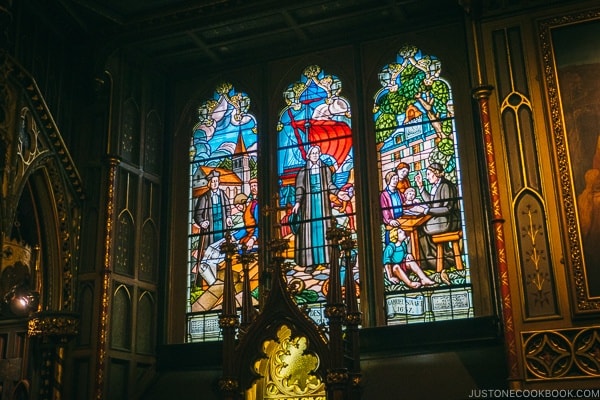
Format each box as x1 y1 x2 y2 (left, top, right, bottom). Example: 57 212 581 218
250 324 326 399
218 221 362 400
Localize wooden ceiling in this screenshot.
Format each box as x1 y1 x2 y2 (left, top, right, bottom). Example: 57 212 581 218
39 0 467 74
37 0 575 74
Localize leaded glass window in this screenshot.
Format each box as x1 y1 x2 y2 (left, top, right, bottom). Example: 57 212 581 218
276 65 358 324
184 48 483 341
373 45 473 324
187 83 259 341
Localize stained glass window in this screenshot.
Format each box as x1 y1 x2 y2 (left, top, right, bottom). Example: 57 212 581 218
185 49 478 340
276 65 358 324
187 83 259 341
373 45 472 325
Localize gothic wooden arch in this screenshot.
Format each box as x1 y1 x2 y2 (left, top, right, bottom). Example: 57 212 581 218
1 53 83 314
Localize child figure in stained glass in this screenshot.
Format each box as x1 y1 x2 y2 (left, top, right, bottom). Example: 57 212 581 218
402 187 428 216
232 193 258 251
384 227 435 288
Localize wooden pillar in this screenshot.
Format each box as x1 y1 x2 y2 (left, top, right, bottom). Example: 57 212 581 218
218 234 240 400
342 233 361 400
239 246 256 335
95 156 119 400
28 312 79 400
325 224 348 400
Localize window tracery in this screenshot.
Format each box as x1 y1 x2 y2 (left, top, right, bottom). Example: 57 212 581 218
186 48 476 341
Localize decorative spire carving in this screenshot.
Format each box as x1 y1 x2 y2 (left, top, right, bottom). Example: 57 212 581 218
218 198 361 399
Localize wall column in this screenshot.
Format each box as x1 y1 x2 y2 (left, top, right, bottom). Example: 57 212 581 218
28 312 79 400
95 156 120 399
472 85 519 385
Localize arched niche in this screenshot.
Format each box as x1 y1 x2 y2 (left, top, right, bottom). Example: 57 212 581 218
1 54 84 316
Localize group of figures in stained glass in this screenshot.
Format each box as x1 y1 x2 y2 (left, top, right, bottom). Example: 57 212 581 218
187 46 471 339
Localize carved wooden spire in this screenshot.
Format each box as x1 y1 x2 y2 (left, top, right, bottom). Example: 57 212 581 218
219 195 361 399
341 230 362 399
218 233 239 399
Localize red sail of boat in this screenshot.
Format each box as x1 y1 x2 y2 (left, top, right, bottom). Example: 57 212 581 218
288 110 352 167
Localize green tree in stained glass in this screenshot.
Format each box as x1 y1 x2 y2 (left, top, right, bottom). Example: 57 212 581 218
374 44 454 165
373 45 473 325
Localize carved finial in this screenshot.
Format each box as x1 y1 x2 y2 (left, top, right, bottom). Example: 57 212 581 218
219 232 237 257
325 218 346 244
239 245 258 335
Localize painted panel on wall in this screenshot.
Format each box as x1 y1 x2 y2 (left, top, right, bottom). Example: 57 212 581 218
541 9 600 314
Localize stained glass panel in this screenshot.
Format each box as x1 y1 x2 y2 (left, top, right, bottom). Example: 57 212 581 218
373 45 473 324
187 83 259 341
276 65 358 317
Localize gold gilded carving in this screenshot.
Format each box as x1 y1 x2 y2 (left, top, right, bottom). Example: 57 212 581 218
253 324 325 398
28 312 79 341
523 331 571 379
218 315 239 329
95 156 119 400
574 328 600 375
47 163 78 310
1 56 84 314
218 377 239 392
345 313 362 326
324 305 346 319
517 200 558 318
2 237 32 268
16 108 45 171
539 10 600 314
350 373 362 387
523 327 600 380
326 369 349 385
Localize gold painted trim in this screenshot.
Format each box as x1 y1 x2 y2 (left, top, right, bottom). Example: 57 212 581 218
95 156 120 400
473 85 520 380
539 8 600 314
522 326 600 381
28 312 79 340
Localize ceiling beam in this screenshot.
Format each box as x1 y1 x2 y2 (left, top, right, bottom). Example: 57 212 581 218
69 0 124 24
280 9 308 43
186 31 221 63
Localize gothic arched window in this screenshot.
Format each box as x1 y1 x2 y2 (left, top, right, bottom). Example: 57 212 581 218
183 48 491 342
373 45 473 325
276 65 358 324
187 83 259 341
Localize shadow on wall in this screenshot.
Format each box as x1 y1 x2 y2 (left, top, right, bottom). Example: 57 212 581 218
361 343 507 400
143 370 222 400
142 341 507 400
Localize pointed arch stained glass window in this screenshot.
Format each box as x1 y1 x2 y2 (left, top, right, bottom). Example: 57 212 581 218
276 65 358 323
373 45 472 325
187 83 259 341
